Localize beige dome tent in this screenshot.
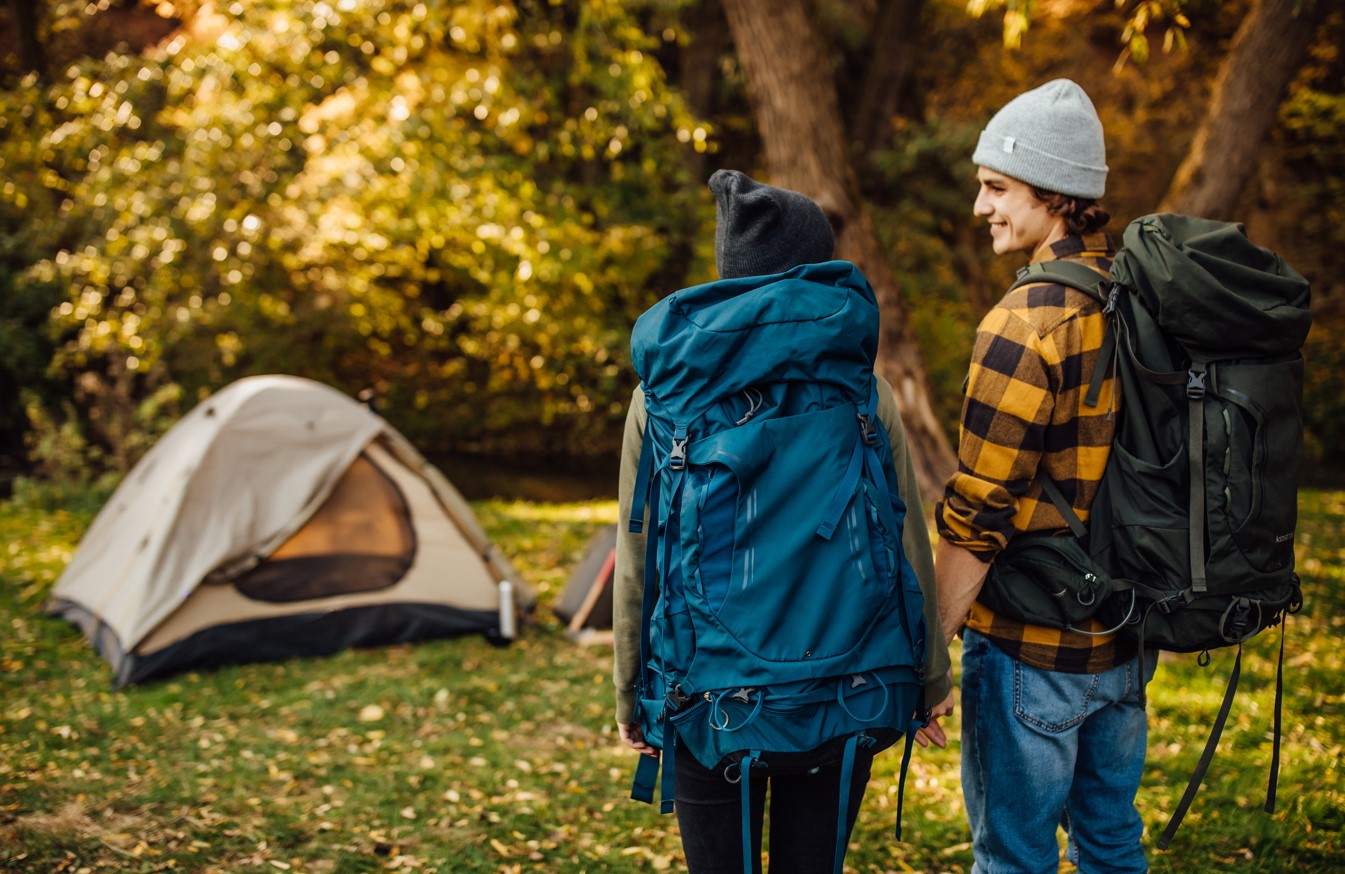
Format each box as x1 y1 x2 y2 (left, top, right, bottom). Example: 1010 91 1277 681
47 374 534 687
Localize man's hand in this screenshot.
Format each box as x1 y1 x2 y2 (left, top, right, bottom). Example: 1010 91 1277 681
915 687 955 749
618 721 659 757
935 538 992 643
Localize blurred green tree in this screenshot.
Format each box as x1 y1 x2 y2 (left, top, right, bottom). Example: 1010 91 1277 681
1 0 1342 488
2 0 706 474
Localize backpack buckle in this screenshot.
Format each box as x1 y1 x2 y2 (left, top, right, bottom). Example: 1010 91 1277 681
1155 590 1192 614
857 413 877 446
1103 282 1121 314
668 437 688 470
666 684 691 710
1186 370 1207 400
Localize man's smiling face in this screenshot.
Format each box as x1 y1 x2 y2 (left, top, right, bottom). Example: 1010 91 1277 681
973 167 1067 261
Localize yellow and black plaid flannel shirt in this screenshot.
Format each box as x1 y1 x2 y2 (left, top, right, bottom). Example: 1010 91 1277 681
937 233 1135 673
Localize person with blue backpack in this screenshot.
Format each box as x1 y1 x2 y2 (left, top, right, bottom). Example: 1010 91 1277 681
934 79 1160 873
613 169 954 874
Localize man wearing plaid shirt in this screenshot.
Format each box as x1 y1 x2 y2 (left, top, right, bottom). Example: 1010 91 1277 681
935 79 1158 873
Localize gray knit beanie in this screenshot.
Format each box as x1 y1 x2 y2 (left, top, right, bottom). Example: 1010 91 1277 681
709 169 835 279
971 79 1108 199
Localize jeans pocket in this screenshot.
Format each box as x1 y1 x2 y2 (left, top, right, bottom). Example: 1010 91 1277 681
1013 662 1099 733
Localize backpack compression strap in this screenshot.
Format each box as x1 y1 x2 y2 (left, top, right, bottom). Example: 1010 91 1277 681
1185 364 1209 593
628 417 682 815
818 377 905 543
650 463 686 817
628 422 664 807
817 379 883 540
629 509 676 815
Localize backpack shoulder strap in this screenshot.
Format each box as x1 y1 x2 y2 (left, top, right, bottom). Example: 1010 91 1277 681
1012 259 1116 410
1011 259 1110 302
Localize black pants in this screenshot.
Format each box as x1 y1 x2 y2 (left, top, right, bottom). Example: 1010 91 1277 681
673 738 874 874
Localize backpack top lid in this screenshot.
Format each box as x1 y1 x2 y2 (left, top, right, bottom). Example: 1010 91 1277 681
630 260 879 420
1114 213 1311 360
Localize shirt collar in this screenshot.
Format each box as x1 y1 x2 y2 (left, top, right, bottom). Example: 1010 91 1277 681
1047 232 1115 260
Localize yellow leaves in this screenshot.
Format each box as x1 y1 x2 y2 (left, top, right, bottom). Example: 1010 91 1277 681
964 0 1032 49
1116 0 1191 67
621 845 674 869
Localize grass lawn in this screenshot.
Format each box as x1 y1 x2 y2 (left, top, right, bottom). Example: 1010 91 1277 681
1 484 1341 873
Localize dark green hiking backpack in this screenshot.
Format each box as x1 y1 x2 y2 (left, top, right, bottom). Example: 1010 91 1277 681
998 213 1312 848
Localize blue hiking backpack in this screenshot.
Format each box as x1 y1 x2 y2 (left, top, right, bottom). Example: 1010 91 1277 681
625 260 929 874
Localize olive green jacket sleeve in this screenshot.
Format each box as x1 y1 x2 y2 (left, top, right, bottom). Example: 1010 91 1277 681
613 388 649 725
612 377 952 725
874 376 953 708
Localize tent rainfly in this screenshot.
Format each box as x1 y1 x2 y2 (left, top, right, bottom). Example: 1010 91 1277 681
47 374 534 687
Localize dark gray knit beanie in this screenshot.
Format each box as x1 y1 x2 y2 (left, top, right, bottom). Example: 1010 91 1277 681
971 79 1108 199
709 169 835 279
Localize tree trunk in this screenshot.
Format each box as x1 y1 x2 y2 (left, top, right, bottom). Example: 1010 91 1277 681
678 0 732 184
719 0 956 498
13 0 46 76
639 1 731 306
850 0 925 157
1159 0 1328 219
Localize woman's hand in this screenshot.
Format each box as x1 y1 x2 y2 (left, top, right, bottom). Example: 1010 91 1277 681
618 721 659 757
915 687 955 749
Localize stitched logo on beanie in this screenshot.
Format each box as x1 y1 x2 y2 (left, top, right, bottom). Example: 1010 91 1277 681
1002 136 1015 153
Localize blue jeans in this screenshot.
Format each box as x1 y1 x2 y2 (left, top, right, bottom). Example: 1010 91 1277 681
960 628 1157 874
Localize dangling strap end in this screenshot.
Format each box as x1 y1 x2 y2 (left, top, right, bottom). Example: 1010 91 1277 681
1159 645 1244 849
630 752 659 805
834 735 861 874
658 731 677 814
893 722 919 843
1266 619 1287 813
817 437 865 541
628 421 655 534
740 750 760 874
